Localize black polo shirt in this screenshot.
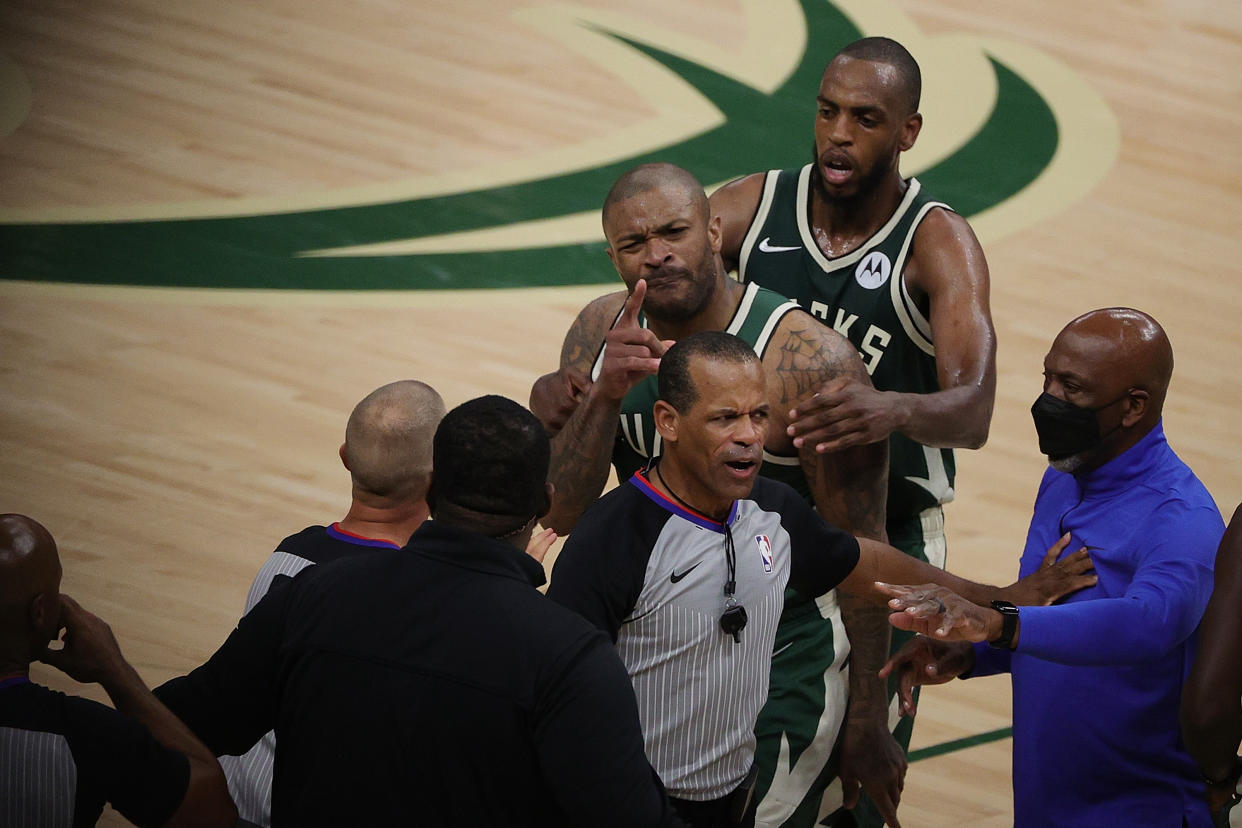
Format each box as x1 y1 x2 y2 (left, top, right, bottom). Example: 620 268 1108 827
156 521 682 828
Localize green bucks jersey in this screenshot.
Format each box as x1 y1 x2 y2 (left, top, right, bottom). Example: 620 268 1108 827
738 165 956 521
593 282 807 497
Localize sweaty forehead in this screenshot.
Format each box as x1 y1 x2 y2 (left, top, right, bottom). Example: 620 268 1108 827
820 57 903 107
1045 328 1125 383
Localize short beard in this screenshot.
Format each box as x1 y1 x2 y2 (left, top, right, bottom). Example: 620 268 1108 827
642 261 719 325
809 141 893 206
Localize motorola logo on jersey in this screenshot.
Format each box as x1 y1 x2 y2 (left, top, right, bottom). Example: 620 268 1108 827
855 251 892 289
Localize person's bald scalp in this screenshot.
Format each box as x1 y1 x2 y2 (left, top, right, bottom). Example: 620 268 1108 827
344 380 446 500
601 162 709 233
1061 308 1174 413
0 514 59 610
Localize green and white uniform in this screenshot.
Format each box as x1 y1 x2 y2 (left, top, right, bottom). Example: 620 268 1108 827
594 281 857 825
738 165 955 827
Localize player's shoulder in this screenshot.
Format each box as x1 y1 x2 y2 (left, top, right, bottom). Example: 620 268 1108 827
710 172 767 215
578 289 628 331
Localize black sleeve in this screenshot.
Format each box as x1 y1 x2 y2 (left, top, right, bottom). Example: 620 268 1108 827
766 480 861 597
155 571 298 756
534 631 686 828
546 487 654 642
64 696 190 828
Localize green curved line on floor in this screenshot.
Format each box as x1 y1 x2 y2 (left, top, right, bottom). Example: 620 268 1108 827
0 0 1056 290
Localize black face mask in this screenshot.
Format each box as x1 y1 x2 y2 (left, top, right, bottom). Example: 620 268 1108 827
1030 391 1129 461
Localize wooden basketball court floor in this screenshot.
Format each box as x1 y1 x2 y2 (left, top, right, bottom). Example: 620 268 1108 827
1 0 1240 824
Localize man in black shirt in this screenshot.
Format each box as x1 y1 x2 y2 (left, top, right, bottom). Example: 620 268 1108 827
0 514 236 828
157 396 685 827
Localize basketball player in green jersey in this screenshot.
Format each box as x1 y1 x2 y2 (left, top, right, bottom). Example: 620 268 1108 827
710 38 997 828
531 162 900 825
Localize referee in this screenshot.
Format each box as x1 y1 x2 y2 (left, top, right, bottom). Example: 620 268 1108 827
547 332 1064 828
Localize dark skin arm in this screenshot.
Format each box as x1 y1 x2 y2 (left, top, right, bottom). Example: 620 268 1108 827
712 176 998 452
537 281 672 535
789 209 996 452
762 310 904 824
710 173 765 273
1182 503 1242 815
39 596 238 828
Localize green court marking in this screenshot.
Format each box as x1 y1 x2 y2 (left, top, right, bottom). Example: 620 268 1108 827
0 0 1058 291
908 726 1013 763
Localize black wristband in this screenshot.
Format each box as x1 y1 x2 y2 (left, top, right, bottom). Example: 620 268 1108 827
988 600 1019 650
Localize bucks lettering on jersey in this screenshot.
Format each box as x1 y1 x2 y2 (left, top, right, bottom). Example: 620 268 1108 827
591 282 809 498
738 165 956 522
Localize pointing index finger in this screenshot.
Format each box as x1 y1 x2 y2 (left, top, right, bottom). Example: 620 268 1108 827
618 279 647 328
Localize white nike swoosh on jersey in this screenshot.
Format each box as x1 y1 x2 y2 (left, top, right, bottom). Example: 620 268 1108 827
758 237 802 253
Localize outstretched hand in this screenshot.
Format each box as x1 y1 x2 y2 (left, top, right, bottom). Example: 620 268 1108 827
595 280 675 403
788 376 898 453
875 582 998 643
999 533 1097 606
37 595 127 686
879 635 976 718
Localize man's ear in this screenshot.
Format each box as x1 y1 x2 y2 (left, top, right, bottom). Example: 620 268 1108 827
899 112 923 152
654 400 679 442
707 212 723 255
1121 389 1149 428
29 591 60 642
339 443 350 470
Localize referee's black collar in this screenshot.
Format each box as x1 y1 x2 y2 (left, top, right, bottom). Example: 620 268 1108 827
405 520 547 588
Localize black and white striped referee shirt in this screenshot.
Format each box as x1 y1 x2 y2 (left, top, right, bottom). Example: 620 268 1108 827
548 471 859 801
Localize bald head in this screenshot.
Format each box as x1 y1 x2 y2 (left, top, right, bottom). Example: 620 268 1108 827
0 515 60 609
344 381 445 502
601 163 709 232
0 516 62 664
1056 308 1173 416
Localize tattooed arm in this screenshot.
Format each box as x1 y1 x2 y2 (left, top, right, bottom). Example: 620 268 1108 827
541 282 670 535
764 310 902 821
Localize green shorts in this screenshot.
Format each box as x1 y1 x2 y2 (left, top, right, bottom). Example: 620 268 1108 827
752 507 946 828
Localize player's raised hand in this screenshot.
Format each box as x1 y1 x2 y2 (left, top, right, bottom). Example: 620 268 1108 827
595 279 675 402
788 375 898 453
529 367 591 437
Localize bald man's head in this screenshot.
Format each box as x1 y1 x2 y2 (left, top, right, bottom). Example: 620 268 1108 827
601 162 709 234
1037 308 1173 473
0 515 62 662
1057 308 1173 414
343 381 446 502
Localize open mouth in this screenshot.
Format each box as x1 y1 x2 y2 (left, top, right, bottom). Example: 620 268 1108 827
724 459 759 478
823 157 853 185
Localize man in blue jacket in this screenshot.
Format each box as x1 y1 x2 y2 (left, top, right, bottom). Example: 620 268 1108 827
878 307 1224 827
